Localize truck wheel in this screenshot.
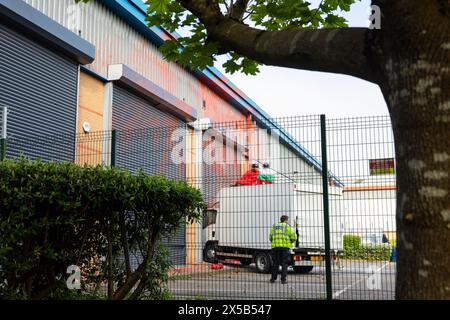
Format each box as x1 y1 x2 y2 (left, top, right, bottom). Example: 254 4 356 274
255 252 272 273
203 243 218 263
293 266 314 274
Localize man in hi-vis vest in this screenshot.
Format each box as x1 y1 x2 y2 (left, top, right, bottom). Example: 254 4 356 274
269 215 297 284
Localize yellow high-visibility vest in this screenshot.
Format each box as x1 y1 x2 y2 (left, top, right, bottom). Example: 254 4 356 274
269 222 297 248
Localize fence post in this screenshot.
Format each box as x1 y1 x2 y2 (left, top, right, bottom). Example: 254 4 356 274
0 106 7 161
111 129 117 167
320 114 333 300
0 138 5 161
108 130 117 297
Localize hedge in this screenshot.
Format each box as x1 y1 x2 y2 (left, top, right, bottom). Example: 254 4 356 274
0 158 205 300
342 235 391 261
343 235 361 251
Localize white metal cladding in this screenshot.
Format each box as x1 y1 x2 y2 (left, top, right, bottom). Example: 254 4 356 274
246 126 322 185
22 0 243 119
339 189 396 234
279 146 321 184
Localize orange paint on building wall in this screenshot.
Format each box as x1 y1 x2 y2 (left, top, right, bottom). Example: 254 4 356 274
200 84 247 124
343 185 397 192
77 72 105 132
186 128 199 265
76 72 106 166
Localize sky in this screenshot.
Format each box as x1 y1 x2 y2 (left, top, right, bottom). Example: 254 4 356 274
212 0 389 119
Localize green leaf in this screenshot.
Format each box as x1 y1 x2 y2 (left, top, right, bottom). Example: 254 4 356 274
147 0 171 15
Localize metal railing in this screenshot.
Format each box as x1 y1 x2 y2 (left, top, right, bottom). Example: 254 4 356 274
0 114 396 300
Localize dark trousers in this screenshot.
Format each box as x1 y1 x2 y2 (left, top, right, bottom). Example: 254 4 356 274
270 248 290 281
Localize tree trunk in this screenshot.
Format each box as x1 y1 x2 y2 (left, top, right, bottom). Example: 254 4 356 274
112 226 160 300
372 0 450 299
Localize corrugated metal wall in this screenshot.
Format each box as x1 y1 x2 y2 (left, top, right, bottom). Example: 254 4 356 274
202 136 244 209
112 84 186 178
112 84 187 265
22 0 247 123
0 23 78 161
202 162 244 209
341 189 396 233
247 126 322 185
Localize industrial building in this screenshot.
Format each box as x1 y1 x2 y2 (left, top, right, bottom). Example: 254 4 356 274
0 0 335 266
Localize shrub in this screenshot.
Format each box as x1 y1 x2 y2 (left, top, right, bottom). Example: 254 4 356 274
343 235 361 250
342 235 391 261
0 158 205 300
342 235 361 258
358 244 391 261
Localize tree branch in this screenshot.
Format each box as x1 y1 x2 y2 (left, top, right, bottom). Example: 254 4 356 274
119 212 132 279
177 0 222 26
112 226 160 300
210 20 377 83
177 0 377 83
229 0 250 21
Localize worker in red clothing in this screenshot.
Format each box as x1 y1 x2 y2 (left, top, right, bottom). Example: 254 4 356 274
235 163 263 186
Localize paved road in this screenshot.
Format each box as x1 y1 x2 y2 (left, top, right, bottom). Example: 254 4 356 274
168 261 396 300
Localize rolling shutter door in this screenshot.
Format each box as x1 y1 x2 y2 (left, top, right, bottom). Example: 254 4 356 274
112 84 187 265
0 23 78 161
112 85 186 179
